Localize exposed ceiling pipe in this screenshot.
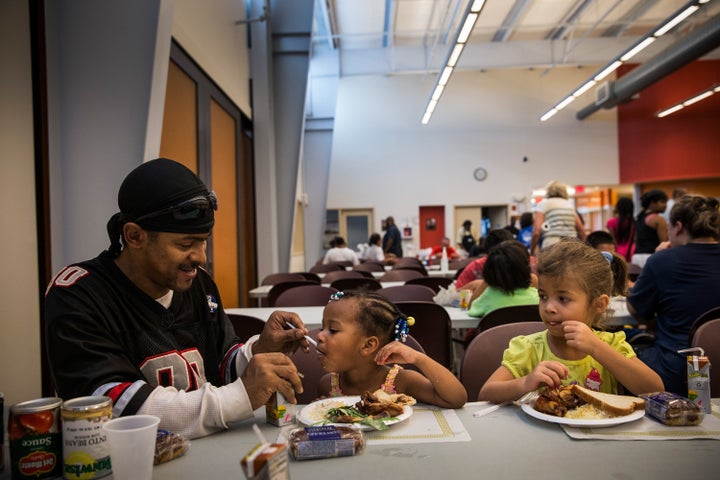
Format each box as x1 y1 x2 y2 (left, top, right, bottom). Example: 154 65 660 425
576 11 720 120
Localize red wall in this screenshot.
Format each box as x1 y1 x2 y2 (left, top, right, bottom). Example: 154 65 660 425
419 206 445 250
617 59 720 184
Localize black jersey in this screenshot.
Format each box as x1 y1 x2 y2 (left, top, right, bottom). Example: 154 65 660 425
45 250 241 416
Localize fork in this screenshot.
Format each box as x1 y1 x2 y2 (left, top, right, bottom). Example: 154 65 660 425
473 391 540 418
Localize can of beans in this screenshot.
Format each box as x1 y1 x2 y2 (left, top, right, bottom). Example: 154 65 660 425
8 397 63 479
61 396 113 479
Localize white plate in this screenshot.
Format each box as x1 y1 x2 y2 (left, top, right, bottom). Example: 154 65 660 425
521 401 645 428
298 395 413 431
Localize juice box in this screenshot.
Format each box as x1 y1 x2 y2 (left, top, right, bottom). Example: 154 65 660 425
265 392 295 427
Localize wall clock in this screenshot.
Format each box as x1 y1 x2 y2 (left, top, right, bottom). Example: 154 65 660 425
473 167 488 182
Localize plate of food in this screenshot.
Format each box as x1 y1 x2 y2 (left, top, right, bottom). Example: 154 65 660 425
298 390 415 431
520 385 645 428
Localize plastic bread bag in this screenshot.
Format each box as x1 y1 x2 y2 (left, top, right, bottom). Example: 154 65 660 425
154 429 190 464
640 392 704 426
288 425 366 461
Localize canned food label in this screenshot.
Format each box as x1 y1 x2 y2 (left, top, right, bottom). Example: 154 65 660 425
62 400 112 479
8 398 63 479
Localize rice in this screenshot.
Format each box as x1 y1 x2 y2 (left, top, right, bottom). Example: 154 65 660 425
304 399 347 422
565 404 614 420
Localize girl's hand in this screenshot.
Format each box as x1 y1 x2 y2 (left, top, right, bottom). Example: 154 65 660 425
375 341 419 365
524 361 568 391
562 321 601 355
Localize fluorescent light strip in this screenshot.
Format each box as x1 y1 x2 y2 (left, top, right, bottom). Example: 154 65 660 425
620 37 656 62
540 0 705 122
655 83 719 118
654 5 699 37
421 1 486 124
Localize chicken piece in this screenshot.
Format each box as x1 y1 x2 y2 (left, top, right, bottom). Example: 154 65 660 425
534 393 568 417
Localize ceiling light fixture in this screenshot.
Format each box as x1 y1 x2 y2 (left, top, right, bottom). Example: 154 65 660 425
421 0 487 125
539 0 708 122
656 83 720 117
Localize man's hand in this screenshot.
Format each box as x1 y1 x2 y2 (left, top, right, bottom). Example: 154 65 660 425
241 352 303 409
253 311 310 355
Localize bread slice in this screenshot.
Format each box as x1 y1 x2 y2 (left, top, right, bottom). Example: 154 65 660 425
571 385 645 416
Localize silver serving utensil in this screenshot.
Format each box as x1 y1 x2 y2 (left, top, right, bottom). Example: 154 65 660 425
285 322 317 347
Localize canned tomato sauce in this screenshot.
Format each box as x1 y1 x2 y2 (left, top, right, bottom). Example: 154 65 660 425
61 396 113 479
8 397 63 479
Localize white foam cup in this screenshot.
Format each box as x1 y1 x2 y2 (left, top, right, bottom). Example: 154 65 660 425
102 414 160 480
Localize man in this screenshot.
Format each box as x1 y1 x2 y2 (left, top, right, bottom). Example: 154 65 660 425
45 158 309 439
429 237 461 261
382 216 403 257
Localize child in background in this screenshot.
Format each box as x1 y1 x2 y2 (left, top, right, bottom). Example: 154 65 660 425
478 239 663 402
462 240 539 346
316 291 467 408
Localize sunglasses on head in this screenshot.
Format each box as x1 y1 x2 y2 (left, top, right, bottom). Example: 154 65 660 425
135 191 218 222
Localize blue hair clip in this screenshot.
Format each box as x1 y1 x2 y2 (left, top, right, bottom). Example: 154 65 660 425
393 316 415 342
329 291 344 303
601 251 613 264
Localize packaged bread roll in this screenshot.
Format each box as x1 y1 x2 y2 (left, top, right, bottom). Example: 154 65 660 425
640 391 704 426
288 425 365 460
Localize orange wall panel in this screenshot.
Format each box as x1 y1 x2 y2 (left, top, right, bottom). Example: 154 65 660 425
617 59 720 184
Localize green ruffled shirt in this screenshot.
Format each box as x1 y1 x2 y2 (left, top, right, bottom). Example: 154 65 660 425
467 286 539 318
501 330 635 394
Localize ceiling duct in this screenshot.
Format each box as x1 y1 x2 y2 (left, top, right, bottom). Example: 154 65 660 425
576 11 720 120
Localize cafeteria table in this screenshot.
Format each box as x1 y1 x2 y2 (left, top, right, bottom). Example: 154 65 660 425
226 304 635 331
148 400 719 480
226 305 479 330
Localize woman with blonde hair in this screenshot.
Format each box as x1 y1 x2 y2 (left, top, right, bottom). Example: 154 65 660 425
530 181 586 254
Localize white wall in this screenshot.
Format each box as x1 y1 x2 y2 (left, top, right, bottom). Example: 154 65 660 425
328 67 619 251
172 0 251 115
0 0 42 405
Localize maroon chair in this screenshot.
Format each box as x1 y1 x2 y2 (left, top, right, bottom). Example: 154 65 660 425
393 301 454 370
330 277 382 292
378 269 425 282
226 313 266 343
405 276 453 293
289 329 325 404
376 284 436 303
266 280 318 307
274 285 339 307
320 270 365 284
461 322 546 400
261 272 306 286
354 262 386 273
309 263 345 274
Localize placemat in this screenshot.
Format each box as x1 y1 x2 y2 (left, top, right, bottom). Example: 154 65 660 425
561 400 720 441
364 406 471 445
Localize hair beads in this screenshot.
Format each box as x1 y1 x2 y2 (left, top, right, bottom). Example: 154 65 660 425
394 316 415 342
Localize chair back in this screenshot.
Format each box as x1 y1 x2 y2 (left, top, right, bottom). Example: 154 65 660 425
274 285 338 307
289 329 326 404
394 301 454 369
353 262 386 273
478 304 542 332
226 313 265 343
261 272 306 286
460 322 546 401
266 280 318 307
377 284 436 303
320 270 364 284
309 262 345 274
330 277 382 292
378 269 425 282
627 263 643 281
688 306 720 345
405 276 453 293
690 318 720 397
294 272 322 284
449 258 474 271
392 264 428 276
392 257 423 268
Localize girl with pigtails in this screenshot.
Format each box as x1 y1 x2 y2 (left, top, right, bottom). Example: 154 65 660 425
315 291 467 408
